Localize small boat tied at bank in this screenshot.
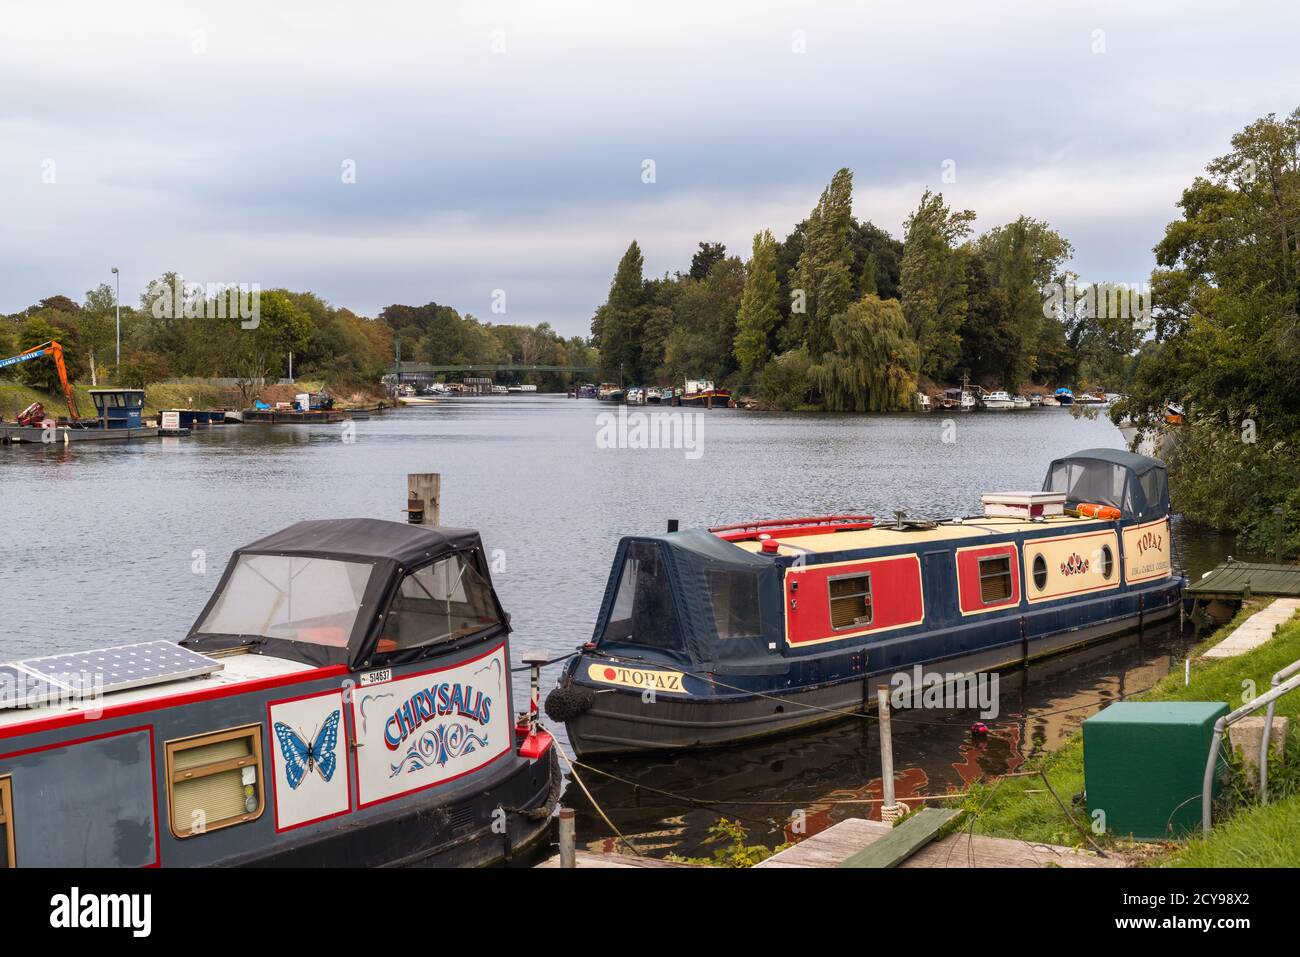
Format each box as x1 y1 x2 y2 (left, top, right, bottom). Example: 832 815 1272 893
0 519 557 866
546 449 1182 756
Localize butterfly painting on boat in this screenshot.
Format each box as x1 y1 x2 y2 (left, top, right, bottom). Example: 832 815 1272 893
274 709 341 790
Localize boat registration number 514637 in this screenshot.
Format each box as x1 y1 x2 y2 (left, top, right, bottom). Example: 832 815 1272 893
359 668 392 686
586 662 688 694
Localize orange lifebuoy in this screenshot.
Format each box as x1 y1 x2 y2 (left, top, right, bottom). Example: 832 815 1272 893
1076 503 1122 520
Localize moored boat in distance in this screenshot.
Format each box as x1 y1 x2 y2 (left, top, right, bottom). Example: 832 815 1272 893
0 519 556 866
1054 387 1075 406
982 390 1015 410
1012 395 1031 409
675 378 731 408
547 449 1181 756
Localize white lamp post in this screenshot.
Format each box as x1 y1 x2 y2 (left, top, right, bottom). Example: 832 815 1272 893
110 267 121 366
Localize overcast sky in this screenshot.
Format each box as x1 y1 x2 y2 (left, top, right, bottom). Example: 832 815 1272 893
3 1 1296 337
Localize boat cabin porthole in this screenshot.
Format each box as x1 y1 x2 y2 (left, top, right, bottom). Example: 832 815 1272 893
1032 554 1048 591
1101 545 1115 579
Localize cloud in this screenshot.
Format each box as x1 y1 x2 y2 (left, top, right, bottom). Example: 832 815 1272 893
2 0 1298 334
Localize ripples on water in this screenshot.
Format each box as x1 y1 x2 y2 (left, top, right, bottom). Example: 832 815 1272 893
0 398 1240 856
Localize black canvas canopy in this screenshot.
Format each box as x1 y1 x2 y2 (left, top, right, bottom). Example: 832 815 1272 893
1043 448 1169 521
591 528 786 673
183 519 505 669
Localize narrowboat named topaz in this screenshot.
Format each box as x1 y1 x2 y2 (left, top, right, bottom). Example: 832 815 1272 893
0 519 557 866
546 449 1182 756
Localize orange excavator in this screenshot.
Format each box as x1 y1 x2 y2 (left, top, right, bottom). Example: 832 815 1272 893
0 340 81 422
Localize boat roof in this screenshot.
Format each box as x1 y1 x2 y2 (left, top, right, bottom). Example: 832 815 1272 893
0 650 317 734
731 513 1106 556
238 518 482 567
1048 446 1164 475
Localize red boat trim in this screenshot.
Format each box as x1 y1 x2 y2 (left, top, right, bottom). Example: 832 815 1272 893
711 515 875 542
0 663 350 743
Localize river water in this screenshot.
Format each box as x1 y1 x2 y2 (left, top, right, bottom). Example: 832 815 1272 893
0 397 1241 857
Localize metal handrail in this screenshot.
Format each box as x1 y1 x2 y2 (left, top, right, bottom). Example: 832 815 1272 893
1203 665 1300 832
1259 659 1300 802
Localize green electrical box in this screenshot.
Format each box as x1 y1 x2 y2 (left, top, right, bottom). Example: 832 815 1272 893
1084 701 1229 840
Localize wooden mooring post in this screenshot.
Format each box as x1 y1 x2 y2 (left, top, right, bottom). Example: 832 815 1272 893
405 472 441 526
558 807 576 868
876 686 898 820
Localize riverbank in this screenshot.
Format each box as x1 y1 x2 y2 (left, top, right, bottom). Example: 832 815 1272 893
0 377 384 420
961 601 1300 866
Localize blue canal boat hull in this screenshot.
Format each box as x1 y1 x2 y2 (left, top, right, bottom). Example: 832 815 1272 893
557 577 1182 755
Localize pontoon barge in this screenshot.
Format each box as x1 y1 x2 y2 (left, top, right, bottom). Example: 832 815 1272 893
547 449 1182 756
0 519 556 866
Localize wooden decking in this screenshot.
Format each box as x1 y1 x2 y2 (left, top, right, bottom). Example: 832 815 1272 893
536 817 1125 869
1203 598 1300 659
755 817 1125 868
1186 560 1300 600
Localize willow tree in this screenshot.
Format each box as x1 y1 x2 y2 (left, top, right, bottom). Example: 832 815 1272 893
733 229 781 377
812 295 920 412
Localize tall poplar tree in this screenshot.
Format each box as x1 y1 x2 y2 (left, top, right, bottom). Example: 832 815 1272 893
733 229 781 376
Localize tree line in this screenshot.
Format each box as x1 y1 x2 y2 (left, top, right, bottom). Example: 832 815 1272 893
588 167 1121 411
0 276 596 396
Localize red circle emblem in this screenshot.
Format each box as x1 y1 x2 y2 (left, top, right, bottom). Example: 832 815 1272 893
603 667 617 680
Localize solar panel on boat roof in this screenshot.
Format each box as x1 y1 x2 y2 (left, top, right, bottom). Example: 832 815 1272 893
0 640 222 710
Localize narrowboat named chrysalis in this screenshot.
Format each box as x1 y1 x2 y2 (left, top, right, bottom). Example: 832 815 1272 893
0 519 557 867
546 449 1182 756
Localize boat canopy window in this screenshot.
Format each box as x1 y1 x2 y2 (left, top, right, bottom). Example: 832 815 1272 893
197 554 373 648
602 541 686 652
382 553 500 652
1043 448 1168 521
706 569 763 639
1139 469 1168 514
1047 460 1128 509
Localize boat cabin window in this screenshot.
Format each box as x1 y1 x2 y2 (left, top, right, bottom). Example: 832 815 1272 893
1032 554 1048 591
602 542 685 651
978 556 1013 603
198 554 373 647
1100 544 1115 579
165 725 264 839
0 776 14 867
706 570 763 639
381 554 500 652
829 574 872 629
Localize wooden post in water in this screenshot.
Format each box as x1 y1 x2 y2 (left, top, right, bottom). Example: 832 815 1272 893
558 807 576 868
876 687 896 815
1275 506 1285 563
406 473 441 526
